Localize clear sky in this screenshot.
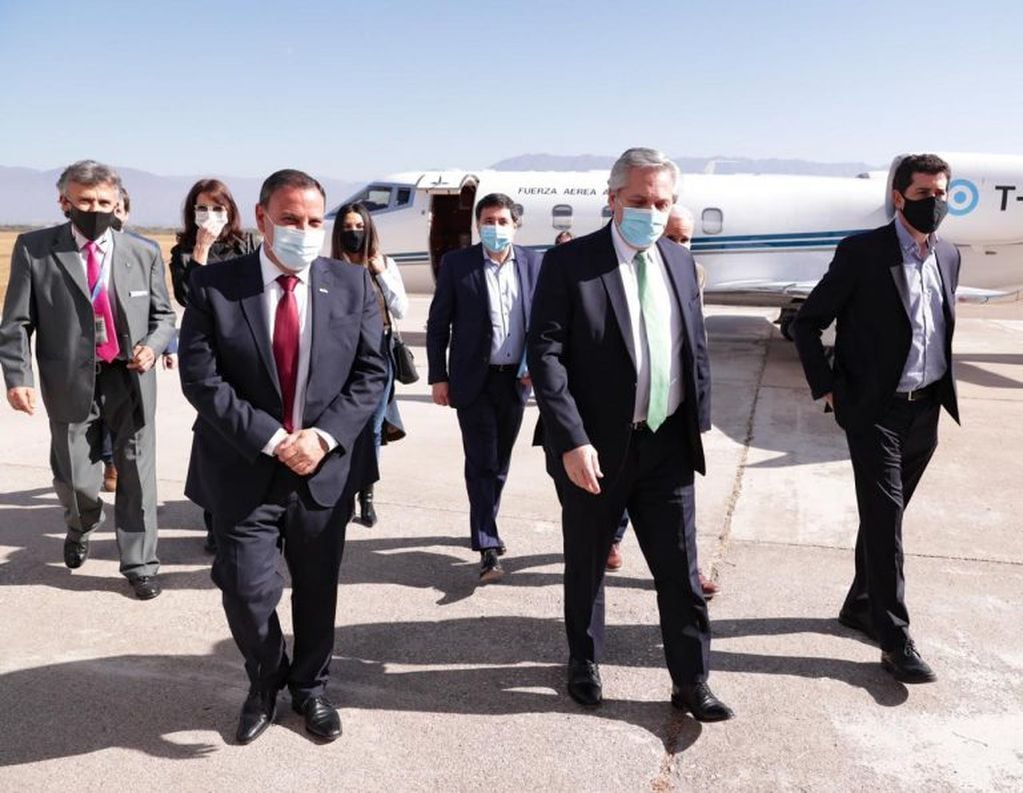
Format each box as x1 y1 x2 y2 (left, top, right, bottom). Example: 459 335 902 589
1 0 1020 181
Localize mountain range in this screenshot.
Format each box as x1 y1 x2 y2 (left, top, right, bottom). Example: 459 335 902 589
0 155 879 227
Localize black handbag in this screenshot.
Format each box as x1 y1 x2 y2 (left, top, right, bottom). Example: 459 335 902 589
391 330 419 385
372 269 419 385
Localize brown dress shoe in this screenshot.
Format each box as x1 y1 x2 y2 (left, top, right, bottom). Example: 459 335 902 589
102 463 118 493
606 542 623 571
698 570 719 599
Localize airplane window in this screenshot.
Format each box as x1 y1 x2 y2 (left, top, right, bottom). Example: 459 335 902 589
702 208 723 235
362 186 393 211
396 188 412 206
552 204 573 231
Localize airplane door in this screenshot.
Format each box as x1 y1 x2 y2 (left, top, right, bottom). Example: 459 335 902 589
429 181 477 280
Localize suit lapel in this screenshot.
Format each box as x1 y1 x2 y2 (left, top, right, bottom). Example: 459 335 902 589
239 256 280 395
513 245 530 326
934 239 957 312
885 222 913 323
304 259 333 418
52 224 90 301
598 227 637 373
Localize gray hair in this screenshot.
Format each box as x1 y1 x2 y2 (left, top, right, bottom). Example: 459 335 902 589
608 147 680 195
56 160 122 196
671 205 695 226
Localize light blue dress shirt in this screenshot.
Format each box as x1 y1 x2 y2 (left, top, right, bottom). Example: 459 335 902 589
893 218 948 392
482 248 525 365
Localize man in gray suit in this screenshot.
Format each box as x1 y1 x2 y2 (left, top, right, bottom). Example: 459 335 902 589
0 160 176 599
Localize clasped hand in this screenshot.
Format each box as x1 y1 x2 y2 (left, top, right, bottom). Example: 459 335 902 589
274 429 328 475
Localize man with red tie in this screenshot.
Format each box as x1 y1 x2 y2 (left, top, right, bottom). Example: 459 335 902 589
178 170 387 744
0 160 175 599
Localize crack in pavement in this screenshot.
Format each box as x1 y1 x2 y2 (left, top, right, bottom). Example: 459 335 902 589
730 537 1023 567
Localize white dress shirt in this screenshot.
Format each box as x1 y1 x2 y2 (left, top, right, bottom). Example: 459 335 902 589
71 224 115 293
610 222 685 423
482 247 526 365
258 245 337 456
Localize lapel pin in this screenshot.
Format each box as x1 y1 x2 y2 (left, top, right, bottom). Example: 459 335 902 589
319 287 329 293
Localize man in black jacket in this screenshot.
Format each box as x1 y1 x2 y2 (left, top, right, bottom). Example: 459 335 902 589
792 153 960 684
527 148 731 720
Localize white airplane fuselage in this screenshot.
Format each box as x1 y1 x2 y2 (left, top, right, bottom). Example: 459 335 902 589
323 153 1023 305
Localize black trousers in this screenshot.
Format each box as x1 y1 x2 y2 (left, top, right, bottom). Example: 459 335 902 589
554 411 710 685
455 369 526 551
211 467 353 702
842 396 941 650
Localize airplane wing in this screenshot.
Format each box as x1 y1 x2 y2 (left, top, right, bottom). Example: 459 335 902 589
956 286 1022 303
703 280 819 307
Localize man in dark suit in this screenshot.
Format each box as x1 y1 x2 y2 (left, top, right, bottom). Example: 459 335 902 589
0 160 175 599
178 169 387 744
793 153 960 684
527 148 732 720
426 193 543 582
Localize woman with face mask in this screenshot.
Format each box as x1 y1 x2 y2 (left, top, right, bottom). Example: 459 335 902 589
330 202 408 527
169 179 259 309
169 179 259 551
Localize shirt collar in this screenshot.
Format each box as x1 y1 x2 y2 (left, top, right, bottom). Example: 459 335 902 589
482 244 516 268
259 243 310 288
70 223 112 252
894 214 933 260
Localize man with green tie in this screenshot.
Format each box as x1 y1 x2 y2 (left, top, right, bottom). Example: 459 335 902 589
527 148 732 721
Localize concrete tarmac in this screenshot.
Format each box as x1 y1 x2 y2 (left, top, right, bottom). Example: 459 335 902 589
0 298 1021 792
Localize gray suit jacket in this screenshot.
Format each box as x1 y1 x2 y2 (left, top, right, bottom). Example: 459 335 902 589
0 222 176 424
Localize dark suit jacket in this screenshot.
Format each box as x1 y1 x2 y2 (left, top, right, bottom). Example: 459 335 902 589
526 225 711 482
792 221 960 430
0 223 176 424
178 252 388 524
425 243 543 409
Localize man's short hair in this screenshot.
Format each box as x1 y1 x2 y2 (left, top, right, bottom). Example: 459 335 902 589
608 148 680 196
56 160 121 196
474 192 520 223
259 169 326 207
892 154 951 195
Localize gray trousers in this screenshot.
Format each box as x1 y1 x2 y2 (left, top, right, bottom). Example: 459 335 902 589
48 363 159 578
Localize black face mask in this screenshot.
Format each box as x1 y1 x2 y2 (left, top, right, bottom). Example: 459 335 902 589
900 195 948 235
66 207 116 241
340 229 365 254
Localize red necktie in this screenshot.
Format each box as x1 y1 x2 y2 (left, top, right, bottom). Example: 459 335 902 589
272 274 300 433
84 240 120 363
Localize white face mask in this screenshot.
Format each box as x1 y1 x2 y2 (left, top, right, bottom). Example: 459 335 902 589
195 209 228 237
270 223 325 272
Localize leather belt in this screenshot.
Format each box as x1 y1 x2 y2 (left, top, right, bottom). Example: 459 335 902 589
893 383 937 402
489 364 517 373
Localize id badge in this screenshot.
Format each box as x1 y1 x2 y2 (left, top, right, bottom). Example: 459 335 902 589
94 316 108 345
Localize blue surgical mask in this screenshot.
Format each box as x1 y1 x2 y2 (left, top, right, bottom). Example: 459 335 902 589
270 223 325 272
480 223 513 253
618 206 669 249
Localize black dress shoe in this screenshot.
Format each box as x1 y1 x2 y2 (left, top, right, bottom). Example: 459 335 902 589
567 659 602 707
292 695 342 741
671 683 734 722
838 608 877 641
237 690 277 744
479 549 504 583
881 640 937 684
357 488 377 527
63 537 89 569
127 575 162 600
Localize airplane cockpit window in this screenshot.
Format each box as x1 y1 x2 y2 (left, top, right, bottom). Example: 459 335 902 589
396 188 412 206
362 186 393 211
552 204 572 231
702 208 723 235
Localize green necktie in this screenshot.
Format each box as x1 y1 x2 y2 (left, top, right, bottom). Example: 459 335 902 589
635 250 670 431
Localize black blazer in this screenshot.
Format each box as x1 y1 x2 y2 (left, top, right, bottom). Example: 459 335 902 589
792 221 960 430
526 225 711 480
178 252 388 524
169 231 260 308
425 243 543 409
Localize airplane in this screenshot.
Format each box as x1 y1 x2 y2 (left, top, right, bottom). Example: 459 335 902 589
323 152 1023 339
